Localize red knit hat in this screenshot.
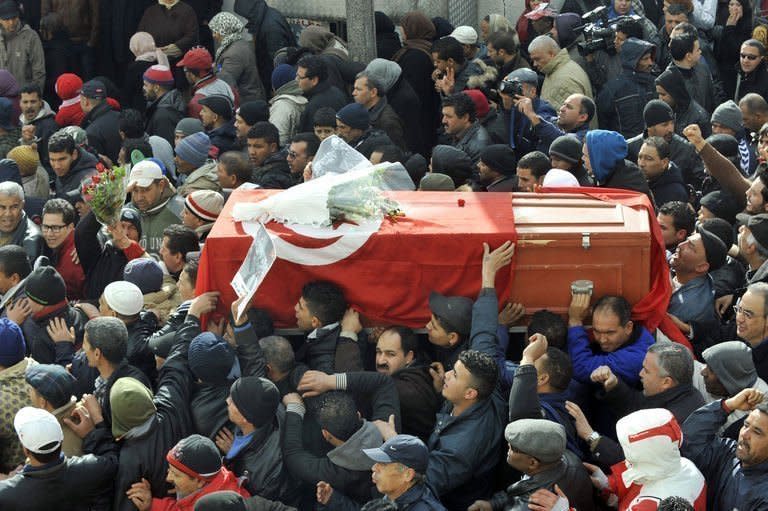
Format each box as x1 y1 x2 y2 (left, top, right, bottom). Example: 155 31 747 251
55 73 83 101
143 65 175 87
462 89 490 119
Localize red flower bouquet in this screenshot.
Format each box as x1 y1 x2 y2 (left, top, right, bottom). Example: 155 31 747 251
81 163 127 226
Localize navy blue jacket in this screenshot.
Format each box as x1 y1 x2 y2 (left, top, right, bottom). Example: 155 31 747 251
426 288 507 511
682 400 768 510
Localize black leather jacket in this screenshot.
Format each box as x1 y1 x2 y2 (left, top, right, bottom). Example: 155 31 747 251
9 211 43 265
0 425 118 511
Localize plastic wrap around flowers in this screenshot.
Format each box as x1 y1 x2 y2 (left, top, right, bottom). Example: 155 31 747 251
80 163 127 226
233 163 414 227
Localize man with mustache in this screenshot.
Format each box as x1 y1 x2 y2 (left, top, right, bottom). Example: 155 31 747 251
682 387 768 510
18 84 57 173
374 326 441 442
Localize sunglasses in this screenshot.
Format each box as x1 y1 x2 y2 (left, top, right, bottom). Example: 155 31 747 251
741 53 760 61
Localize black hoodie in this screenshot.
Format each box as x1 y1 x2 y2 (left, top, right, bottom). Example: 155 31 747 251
655 68 711 138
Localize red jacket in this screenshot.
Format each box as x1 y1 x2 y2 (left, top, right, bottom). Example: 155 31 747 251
150 468 249 511
54 230 85 301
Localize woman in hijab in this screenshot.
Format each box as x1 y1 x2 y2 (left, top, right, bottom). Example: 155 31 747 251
375 11 401 60
125 32 166 112
209 11 265 102
393 11 440 148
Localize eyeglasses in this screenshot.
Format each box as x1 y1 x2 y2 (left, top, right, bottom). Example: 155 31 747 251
286 150 298 158
41 224 67 233
734 304 759 320
741 53 760 61
296 74 309 81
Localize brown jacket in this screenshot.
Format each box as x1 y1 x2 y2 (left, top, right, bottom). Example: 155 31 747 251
41 0 99 46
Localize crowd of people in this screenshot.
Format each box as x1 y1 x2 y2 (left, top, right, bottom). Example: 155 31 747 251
2 0 768 509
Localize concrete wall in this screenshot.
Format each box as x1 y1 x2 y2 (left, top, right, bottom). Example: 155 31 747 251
265 0 525 26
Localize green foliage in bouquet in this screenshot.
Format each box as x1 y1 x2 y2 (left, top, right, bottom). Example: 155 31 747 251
80 163 127 226
327 166 402 224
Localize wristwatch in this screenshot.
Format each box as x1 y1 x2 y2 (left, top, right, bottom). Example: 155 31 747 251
587 431 601 451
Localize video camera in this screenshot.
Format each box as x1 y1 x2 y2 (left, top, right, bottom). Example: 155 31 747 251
572 6 642 56
499 78 524 97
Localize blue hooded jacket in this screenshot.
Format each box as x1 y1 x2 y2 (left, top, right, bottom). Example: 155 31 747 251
585 130 628 185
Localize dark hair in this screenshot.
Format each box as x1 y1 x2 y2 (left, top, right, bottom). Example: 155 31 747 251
301 281 347 325
297 54 328 82
42 198 75 225
48 131 76 154
19 84 42 97
616 18 643 39
259 335 296 374
314 107 337 127
291 132 321 157
527 310 567 350
487 31 518 54
182 257 199 287
642 136 670 160
657 496 694 511
540 347 573 392
740 93 768 114
659 200 696 234
431 37 466 65
0 245 31 280
666 3 690 17
372 144 407 164
517 151 550 178
592 295 632 326
577 95 596 123
670 32 697 61
317 391 361 441
218 151 252 184
122 139 153 161
744 38 767 57
162 224 199 260
442 93 476 122
381 325 419 357
355 71 385 97
458 349 498 400
119 109 146 139
85 317 128 364
29 444 62 464
247 121 280 147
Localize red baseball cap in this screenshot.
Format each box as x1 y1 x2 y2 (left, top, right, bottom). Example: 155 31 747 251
177 47 213 71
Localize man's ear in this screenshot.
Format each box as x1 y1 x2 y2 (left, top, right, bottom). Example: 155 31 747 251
310 316 322 330
447 332 460 347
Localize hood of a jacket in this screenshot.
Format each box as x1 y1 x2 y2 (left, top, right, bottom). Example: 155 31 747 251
620 38 655 72
156 88 186 114
270 79 306 104
143 182 177 216
234 0 267 32
327 419 383 471
656 68 690 112
0 357 32 380
617 408 685 485
541 48 571 76
20 101 55 125
71 148 98 174
585 130 628 184
466 58 498 90
649 161 685 188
